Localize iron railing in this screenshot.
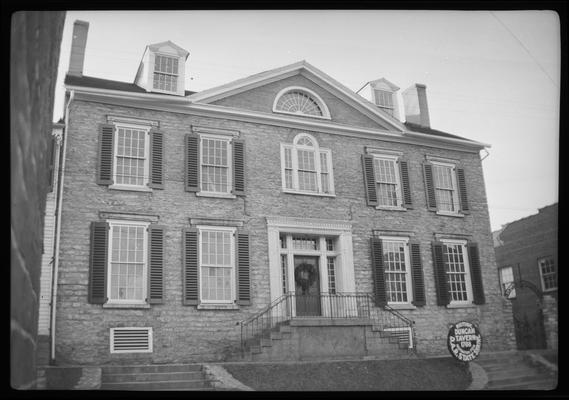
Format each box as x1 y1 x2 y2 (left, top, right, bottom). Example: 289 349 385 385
238 292 415 354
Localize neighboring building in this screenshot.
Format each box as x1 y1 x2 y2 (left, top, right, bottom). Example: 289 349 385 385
11 11 65 389
494 203 558 350
44 20 515 365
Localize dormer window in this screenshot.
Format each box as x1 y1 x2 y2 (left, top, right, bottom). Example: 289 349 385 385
153 55 179 92
134 41 189 96
273 86 331 119
374 89 395 116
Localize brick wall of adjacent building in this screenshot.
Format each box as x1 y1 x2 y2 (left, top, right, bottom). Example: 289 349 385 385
11 11 65 389
494 203 557 349
53 94 515 364
542 294 558 350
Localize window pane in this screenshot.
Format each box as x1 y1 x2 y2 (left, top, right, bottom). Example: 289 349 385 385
115 127 146 186
276 91 323 116
444 244 468 301
109 224 145 301
200 230 233 302
327 257 336 294
383 241 408 303
201 138 230 193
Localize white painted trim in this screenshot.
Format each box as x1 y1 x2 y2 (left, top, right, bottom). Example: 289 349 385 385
371 153 404 208
110 122 151 189
272 86 331 120
106 115 159 128
106 219 150 305
198 133 233 195
191 125 240 138
379 236 413 305
430 160 461 214
69 90 488 152
439 239 474 306
197 225 237 304
537 257 557 292
65 84 191 103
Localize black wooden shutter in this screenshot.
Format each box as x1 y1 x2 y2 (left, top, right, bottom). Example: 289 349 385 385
432 241 450 306
423 162 437 211
468 242 485 304
97 124 115 185
456 168 470 214
232 139 245 196
399 160 413 208
236 231 251 305
185 134 200 192
362 154 378 207
147 225 165 304
89 221 109 304
148 130 165 189
182 228 199 305
409 241 426 307
370 237 387 307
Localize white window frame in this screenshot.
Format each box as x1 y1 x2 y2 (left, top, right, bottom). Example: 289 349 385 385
109 122 151 192
272 86 331 120
431 160 461 215
197 225 237 305
197 133 234 198
380 236 413 305
499 265 516 299
538 256 557 292
441 238 473 306
280 133 335 197
152 52 181 94
106 219 150 306
372 154 404 210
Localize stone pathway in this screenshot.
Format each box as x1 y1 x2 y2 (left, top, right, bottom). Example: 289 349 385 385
475 350 557 390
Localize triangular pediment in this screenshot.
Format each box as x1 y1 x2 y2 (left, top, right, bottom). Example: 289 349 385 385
188 61 406 132
147 41 189 59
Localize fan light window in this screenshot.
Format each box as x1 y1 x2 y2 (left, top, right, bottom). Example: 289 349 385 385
273 87 330 119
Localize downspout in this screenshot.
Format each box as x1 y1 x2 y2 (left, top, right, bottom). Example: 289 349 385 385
49 90 73 364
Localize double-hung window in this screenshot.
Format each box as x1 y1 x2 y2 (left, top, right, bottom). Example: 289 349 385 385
442 239 473 305
432 162 460 213
112 124 150 188
107 220 149 304
374 89 395 117
153 54 179 93
374 155 403 208
200 135 232 194
538 257 557 292
281 133 334 196
382 237 412 304
199 226 236 304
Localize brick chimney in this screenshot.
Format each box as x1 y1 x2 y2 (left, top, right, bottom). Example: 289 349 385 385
402 83 430 128
68 20 89 76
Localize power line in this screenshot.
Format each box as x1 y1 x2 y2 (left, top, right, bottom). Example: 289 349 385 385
489 12 558 89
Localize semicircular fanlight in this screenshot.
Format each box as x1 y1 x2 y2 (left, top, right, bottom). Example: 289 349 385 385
275 90 324 117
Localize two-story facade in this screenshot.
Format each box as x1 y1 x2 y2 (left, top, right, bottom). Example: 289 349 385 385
42 20 515 365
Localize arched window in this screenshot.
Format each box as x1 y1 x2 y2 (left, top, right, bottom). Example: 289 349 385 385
273 87 331 119
280 133 334 195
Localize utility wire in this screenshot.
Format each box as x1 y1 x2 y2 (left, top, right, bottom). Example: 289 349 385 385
490 12 558 89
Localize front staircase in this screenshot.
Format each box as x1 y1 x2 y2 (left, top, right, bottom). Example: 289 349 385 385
100 364 214 390
475 351 557 390
239 293 415 361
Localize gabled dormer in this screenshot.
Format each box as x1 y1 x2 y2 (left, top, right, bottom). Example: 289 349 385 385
134 41 189 96
357 78 400 120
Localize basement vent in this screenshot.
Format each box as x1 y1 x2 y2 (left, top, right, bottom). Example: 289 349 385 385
110 327 153 353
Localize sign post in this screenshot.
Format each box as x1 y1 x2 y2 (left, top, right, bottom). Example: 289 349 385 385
447 321 482 362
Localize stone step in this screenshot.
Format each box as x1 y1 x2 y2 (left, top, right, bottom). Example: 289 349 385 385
475 357 525 368
102 371 204 383
100 379 212 390
102 364 203 374
487 376 557 390
488 373 554 388
487 366 542 380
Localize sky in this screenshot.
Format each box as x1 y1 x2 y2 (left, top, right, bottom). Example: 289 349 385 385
52 10 560 232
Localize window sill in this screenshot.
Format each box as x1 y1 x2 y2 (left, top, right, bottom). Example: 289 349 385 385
435 211 465 218
103 303 151 309
445 303 477 309
109 184 152 193
376 206 407 212
282 189 336 198
197 303 240 310
387 303 417 310
196 192 237 199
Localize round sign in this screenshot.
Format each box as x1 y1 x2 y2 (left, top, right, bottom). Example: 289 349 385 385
447 321 482 362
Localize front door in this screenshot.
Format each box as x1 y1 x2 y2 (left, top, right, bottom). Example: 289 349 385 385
294 256 321 316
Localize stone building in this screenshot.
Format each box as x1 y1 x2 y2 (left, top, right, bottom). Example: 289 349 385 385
43 20 515 365
494 203 558 350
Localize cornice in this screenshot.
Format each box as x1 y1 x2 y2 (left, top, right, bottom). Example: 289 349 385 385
266 216 353 233
69 88 486 153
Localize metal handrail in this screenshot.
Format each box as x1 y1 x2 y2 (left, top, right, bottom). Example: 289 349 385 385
238 292 416 354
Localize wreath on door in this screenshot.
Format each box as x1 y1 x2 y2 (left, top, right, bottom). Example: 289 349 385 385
295 263 317 294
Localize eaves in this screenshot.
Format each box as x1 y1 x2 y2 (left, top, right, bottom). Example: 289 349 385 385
67 86 489 153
